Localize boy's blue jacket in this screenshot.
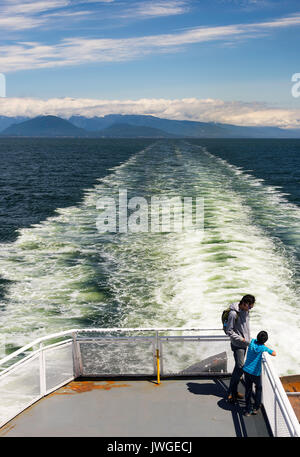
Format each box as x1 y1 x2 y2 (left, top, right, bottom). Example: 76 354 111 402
243 338 274 376
225 302 250 349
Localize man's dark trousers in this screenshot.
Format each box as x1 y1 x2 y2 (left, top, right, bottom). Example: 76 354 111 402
229 344 246 396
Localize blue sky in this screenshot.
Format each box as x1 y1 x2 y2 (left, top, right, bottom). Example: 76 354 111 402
1 0 300 127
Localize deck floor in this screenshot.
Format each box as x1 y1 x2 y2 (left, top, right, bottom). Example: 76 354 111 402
0 377 272 437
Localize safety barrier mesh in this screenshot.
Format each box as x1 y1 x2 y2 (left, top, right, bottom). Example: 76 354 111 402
160 337 233 376
78 337 155 376
45 342 74 392
0 354 40 427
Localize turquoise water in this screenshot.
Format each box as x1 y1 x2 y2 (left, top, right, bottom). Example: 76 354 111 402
0 138 299 375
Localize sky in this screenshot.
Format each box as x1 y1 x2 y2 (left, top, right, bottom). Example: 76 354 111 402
0 0 300 127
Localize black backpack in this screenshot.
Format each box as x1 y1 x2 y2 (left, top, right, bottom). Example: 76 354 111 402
222 307 239 334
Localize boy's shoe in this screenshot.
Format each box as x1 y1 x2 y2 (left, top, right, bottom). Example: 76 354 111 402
252 408 259 415
244 410 252 417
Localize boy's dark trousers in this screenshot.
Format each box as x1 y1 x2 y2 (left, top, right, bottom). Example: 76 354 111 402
244 371 262 412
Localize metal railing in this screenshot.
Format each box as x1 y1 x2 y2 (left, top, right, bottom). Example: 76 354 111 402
262 354 300 437
0 327 299 437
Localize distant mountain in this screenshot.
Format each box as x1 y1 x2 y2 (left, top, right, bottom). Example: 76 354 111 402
98 123 178 138
1 113 300 138
69 115 113 132
1 115 91 137
214 123 300 138
0 116 29 132
1 116 178 138
70 114 300 138
70 114 230 137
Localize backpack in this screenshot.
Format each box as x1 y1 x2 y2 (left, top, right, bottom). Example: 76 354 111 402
222 307 239 334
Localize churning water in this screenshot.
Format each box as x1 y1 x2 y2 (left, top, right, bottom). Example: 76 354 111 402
0 138 299 375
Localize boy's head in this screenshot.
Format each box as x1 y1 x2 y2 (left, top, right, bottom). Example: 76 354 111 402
257 330 268 344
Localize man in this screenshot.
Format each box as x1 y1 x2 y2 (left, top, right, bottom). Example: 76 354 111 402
226 294 255 402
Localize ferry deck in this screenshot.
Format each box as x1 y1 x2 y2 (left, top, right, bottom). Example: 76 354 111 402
0 328 299 437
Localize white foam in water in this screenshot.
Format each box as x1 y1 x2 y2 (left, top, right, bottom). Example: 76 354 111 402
0 141 299 376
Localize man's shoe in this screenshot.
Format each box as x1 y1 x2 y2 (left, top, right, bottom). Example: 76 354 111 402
252 408 259 415
227 392 244 402
244 410 252 417
227 393 237 403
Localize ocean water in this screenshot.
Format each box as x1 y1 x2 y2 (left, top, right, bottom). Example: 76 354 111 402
0 138 299 376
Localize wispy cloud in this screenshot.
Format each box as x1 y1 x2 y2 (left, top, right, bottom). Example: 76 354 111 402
0 15 44 31
3 1 69 15
0 0 68 30
121 1 190 19
0 96 300 129
0 0 114 30
1 13 300 72
76 0 114 2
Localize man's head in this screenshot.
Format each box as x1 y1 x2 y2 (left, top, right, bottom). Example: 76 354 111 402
239 294 255 311
257 330 268 345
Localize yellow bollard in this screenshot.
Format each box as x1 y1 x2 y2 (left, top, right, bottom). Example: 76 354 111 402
156 348 160 385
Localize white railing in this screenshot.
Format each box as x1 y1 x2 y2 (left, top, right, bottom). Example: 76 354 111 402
0 328 299 437
262 354 300 437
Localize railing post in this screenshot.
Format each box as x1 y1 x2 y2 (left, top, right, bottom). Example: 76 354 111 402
39 343 46 397
156 331 160 385
72 332 82 378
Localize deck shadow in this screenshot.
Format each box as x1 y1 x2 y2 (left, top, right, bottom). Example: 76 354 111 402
186 380 225 398
186 377 271 437
185 378 247 437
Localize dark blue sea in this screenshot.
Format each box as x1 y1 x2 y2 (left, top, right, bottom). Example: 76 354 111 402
0 138 299 375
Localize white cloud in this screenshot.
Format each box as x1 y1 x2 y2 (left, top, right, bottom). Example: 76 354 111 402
0 0 114 31
77 0 114 2
1 13 300 71
121 1 189 18
3 1 70 15
0 15 45 31
0 96 300 129
251 13 300 29
0 0 69 30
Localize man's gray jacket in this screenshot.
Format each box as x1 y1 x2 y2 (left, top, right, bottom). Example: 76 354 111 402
226 302 250 349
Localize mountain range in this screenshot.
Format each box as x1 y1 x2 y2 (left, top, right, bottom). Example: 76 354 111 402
1 114 300 138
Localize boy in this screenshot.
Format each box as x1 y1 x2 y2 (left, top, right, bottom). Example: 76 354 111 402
243 330 276 416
